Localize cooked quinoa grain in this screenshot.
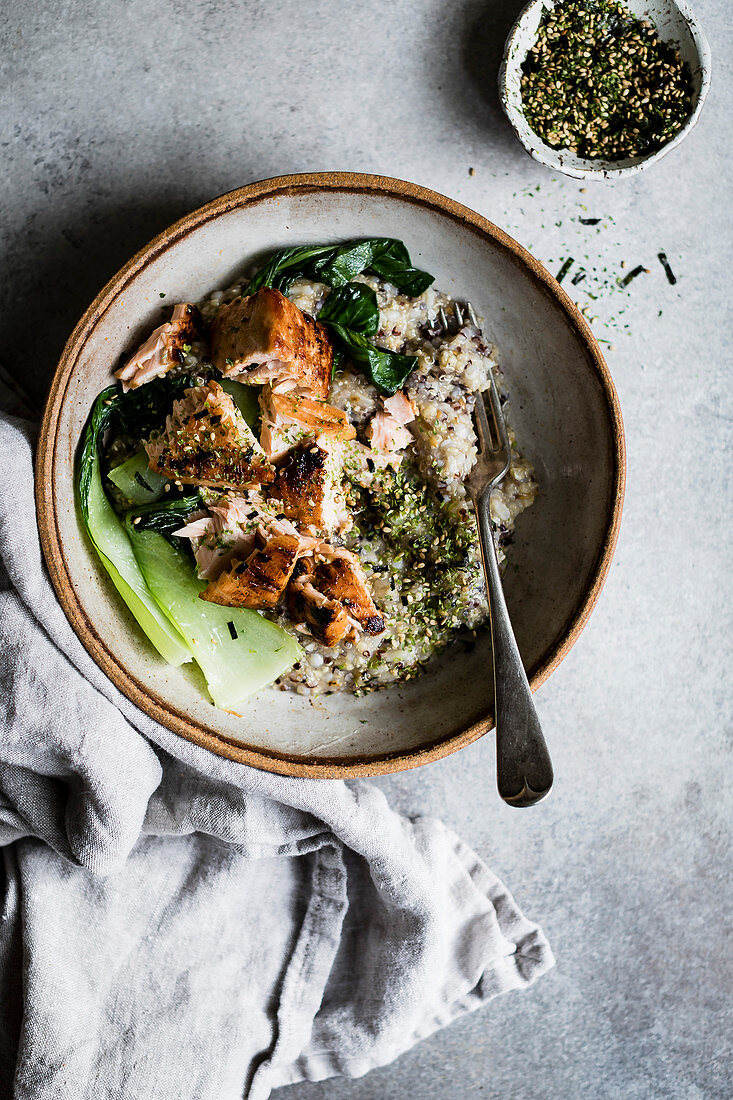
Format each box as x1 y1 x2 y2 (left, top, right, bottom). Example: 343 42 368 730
266 277 537 695
98 244 537 710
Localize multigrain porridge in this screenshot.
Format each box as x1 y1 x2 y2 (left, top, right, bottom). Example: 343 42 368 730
79 239 536 711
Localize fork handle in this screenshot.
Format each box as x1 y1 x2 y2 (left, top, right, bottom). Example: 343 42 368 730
476 495 553 808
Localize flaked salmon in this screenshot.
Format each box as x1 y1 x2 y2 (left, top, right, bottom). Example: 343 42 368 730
172 494 264 579
259 388 356 461
200 531 301 610
145 381 274 490
285 548 384 647
115 304 200 391
210 288 332 400
173 491 311 580
365 390 416 453
271 436 351 535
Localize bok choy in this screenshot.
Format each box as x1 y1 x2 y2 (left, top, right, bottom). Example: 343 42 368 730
126 502 302 709
76 388 191 666
107 451 170 506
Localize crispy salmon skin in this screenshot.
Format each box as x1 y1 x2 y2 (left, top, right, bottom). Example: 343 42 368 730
312 553 384 635
286 564 353 647
271 438 350 535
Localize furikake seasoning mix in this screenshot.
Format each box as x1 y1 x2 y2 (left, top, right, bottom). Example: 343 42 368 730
520 0 694 160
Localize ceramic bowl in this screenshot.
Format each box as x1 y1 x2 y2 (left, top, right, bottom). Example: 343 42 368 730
499 0 711 180
36 173 625 777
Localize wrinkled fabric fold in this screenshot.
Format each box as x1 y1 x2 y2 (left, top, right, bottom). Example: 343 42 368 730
0 411 554 1099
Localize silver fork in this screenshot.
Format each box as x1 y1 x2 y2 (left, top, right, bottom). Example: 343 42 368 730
431 301 553 808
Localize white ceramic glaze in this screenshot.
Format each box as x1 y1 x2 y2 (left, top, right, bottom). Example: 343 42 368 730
499 0 712 180
37 175 624 775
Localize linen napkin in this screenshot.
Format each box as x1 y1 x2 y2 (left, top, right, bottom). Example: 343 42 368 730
0 406 554 1100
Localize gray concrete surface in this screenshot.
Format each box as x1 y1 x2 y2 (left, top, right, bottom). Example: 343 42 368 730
2 1 731 1097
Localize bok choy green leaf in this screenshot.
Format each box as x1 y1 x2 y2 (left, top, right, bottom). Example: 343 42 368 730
126 495 202 542
111 372 193 440
218 378 261 432
125 512 302 709
76 389 191 666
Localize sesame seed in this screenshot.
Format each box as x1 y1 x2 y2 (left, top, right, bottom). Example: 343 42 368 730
520 0 693 160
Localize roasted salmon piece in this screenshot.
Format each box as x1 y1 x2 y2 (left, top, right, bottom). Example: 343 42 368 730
200 532 301 610
271 436 351 535
286 565 353 647
115 303 200 391
173 492 307 580
172 494 265 579
284 547 384 647
145 381 274 490
210 288 333 400
312 552 384 635
259 388 356 461
365 390 416 453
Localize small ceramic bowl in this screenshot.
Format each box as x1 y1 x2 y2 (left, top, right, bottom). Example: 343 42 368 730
36 173 625 777
499 0 711 180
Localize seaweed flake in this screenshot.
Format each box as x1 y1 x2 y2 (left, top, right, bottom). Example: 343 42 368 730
622 265 647 287
657 252 677 285
556 257 574 283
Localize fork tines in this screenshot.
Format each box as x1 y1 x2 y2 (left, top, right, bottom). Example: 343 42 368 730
433 300 480 337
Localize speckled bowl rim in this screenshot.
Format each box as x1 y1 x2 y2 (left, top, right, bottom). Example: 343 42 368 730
36 172 626 778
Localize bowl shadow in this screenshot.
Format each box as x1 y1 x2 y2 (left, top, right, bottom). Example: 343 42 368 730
0 187 210 412
436 0 530 159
